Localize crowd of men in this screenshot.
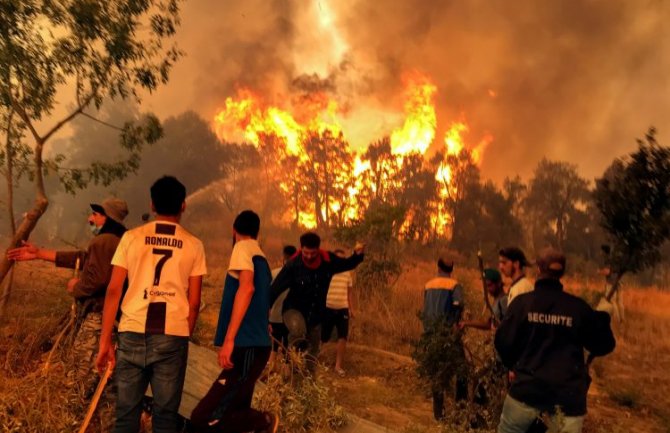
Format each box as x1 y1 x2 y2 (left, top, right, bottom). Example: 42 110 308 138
425 248 616 433
7 174 616 433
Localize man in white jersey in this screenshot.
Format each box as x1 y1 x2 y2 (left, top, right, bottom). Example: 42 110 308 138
321 249 355 377
498 247 534 305
96 176 207 433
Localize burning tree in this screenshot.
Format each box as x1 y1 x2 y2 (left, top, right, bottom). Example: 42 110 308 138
0 0 183 316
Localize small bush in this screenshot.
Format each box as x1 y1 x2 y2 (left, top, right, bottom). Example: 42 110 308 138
253 349 348 433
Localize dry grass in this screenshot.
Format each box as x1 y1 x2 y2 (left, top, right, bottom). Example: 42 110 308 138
2 252 670 433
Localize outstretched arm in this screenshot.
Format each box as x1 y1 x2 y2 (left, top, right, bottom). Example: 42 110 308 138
270 264 293 306
7 241 58 263
330 248 365 274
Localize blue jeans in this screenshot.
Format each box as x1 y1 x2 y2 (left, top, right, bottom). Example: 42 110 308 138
498 395 584 433
114 332 189 433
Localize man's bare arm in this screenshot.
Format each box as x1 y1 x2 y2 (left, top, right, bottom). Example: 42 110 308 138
219 270 255 369
187 275 203 336
95 265 127 374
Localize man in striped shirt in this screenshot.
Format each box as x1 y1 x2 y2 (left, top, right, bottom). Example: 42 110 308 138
321 249 355 377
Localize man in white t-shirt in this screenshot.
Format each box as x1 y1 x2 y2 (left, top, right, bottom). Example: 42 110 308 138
321 249 355 377
96 176 207 433
499 246 534 305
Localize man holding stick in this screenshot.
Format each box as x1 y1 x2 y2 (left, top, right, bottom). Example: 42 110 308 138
8 197 128 396
96 176 206 433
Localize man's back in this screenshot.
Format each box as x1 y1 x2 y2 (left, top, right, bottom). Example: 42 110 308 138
495 278 615 415
214 239 272 347
113 220 206 337
423 276 463 326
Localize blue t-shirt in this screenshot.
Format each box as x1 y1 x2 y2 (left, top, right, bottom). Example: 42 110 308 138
214 240 272 347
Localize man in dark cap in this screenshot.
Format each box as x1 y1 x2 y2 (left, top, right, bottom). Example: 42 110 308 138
495 248 616 433
8 197 129 397
422 257 467 421
498 247 534 305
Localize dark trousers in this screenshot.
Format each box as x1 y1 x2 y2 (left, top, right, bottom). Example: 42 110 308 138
432 376 468 421
190 346 272 433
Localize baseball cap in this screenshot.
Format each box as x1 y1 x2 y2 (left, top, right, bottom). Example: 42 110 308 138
483 268 502 283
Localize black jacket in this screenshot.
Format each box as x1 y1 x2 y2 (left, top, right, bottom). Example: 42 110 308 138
494 278 615 416
270 251 364 327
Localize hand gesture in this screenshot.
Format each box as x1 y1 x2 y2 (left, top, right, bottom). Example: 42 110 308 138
95 342 116 375
218 340 235 370
354 242 366 255
7 241 39 261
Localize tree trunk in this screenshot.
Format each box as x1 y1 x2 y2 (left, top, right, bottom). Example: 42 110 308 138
0 197 49 318
0 134 49 319
605 271 624 302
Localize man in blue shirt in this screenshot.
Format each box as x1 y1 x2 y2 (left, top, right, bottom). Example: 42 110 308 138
190 210 277 433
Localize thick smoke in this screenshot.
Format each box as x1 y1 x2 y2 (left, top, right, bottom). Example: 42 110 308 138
143 0 670 182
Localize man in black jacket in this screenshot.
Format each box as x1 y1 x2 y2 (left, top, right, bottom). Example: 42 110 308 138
270 232 364 372
495 248 615 433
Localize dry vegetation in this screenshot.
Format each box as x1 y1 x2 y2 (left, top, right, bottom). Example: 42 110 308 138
1 248 670 433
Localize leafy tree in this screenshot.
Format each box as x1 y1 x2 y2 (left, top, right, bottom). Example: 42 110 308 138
334 202 404 297
524 159 590 250
594 128 670 300
0 0 183 315
47 108 235 239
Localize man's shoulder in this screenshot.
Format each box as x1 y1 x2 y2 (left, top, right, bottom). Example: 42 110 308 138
90 232 121 247
425 276 459 290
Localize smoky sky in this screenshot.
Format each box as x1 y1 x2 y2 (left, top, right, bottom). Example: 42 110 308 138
141 0 670 183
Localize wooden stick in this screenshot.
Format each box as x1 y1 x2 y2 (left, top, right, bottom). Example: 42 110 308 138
77 363 112 433
42 257 81 374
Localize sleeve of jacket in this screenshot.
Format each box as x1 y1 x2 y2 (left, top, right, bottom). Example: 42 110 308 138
582 309 616 357
54 250 86 270
329 251 364 274
71 236 117 300
270 262 293 306
494 299 526 370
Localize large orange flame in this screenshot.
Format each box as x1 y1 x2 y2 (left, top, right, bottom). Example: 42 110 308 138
212 73 492 237
390 73 437 156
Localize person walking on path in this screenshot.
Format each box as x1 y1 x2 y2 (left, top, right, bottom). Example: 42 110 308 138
191 210 278 433
95 176 207 433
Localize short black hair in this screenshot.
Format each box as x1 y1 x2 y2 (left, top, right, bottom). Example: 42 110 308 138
233 210 261 238
499 246 529 268
151 176 186 216
282 245 297 258
300 232 321 249
437 258 454 274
